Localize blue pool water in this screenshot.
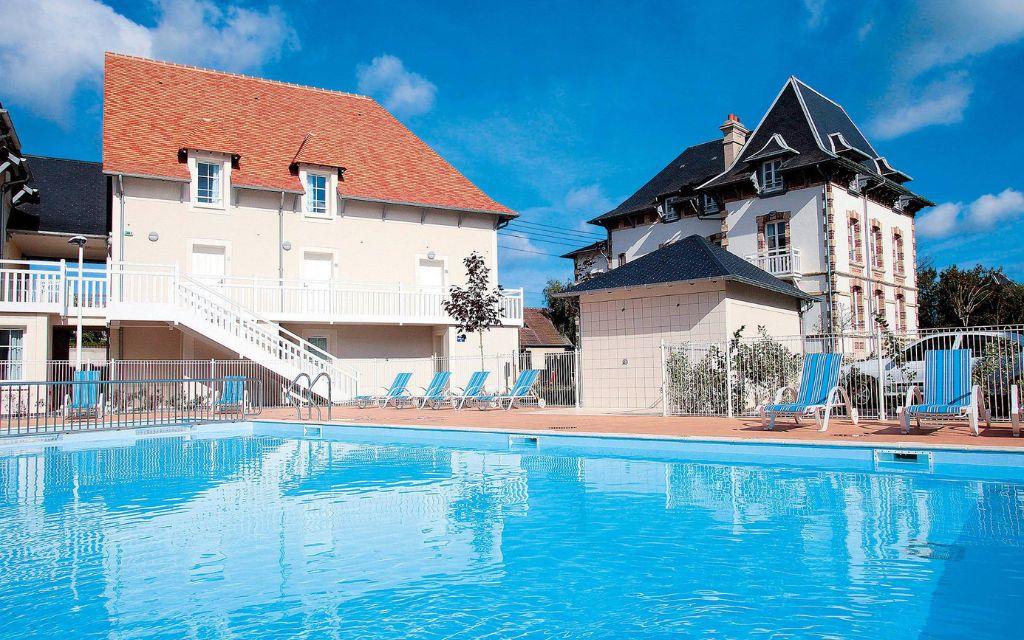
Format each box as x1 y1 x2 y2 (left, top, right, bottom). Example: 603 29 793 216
2 423 1023 639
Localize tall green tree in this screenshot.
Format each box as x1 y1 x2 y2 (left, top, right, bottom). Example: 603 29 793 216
443 252 503 368
543 278 579 345
916 260 1024 328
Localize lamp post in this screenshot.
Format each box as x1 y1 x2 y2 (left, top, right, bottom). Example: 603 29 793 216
68 236 88 371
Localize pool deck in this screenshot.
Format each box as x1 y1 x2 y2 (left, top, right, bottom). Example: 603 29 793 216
257 406 1024 450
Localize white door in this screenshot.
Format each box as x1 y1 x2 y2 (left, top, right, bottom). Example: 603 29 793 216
302 252 333 315
417 259 445 291
191 244 226 288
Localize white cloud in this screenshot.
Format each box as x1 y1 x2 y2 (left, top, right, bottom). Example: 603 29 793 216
564 184 612 215
857 20 874 41
917 188 1024 239
802 0 827 28
902 0 1024 76
0 0 297 125
356 54 436 118
917 202 962 239
966 188 1024 229
869 72 972 139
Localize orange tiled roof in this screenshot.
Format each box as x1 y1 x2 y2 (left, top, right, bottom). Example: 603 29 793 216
520 307 573 348
102 53 514 215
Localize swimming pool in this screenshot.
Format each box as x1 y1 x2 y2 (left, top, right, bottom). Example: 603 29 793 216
1 421 1022 639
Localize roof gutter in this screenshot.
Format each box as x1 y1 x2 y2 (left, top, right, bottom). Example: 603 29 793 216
553 275 815 302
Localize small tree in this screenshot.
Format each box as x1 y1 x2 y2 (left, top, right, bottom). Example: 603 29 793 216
443 252 504 369
543 278 579 345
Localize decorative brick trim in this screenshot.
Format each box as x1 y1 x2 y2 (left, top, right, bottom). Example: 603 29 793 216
707 232 727 247
891 228 906 277
756 210 791 252
847 210 864 265
869 218 885 271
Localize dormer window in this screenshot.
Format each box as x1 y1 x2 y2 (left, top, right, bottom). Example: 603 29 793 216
703 194 719 214
299 166 336 219
662 197 681 223
306 173 328 215
188 152 230 209
197 162 222 205
760 159 784 193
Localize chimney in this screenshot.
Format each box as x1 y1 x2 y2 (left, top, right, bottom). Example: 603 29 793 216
719 114 749 169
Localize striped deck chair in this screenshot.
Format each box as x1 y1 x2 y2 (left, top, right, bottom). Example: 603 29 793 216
215 375 247 413
412 371 452 409
476 369 543 411
354 372 413 408
759 353 857 432
452 371 490 409
899 349 989 435
63 369 104 420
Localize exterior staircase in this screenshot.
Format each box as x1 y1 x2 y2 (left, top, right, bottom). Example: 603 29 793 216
107 264 359 402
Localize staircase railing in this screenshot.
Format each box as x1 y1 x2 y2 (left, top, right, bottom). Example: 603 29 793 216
173 272 359 400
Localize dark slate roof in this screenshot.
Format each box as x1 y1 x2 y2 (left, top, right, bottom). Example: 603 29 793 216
700 78 929 207
557 234 813 301
589 139 723 224
520 308 573 347
560 239 607 259
9 156 110 236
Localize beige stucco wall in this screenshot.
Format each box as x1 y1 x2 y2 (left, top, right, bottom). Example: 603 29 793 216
578 281 728 410
114 178 505 290
112 325 184 360
577 280 801 410
0 313 51 380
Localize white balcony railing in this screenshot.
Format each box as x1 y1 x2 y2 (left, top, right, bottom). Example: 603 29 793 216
744 248 802 278
0 260 525 325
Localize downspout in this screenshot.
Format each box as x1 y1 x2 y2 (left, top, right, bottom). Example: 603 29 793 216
861 179 887 331
821 182 834 333
279 191 286 312
117 174 125 359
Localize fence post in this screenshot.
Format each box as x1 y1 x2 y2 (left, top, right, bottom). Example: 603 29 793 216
875 326 886 421
725 340 734 419
660 341 668 417
574 349 582 409
210 359 216 382
59 259 68 315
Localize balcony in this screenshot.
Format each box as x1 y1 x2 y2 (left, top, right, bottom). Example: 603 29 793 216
0 260 524 326
744 248 802 279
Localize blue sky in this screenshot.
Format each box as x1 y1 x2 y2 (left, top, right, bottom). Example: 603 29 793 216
3 1 1023 305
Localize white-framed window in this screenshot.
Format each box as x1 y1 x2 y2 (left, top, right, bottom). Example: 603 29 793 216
300 167 335 219
850 287 865 330
848 216 862 264
306 336 329 359
0 329 24 380
305 173 328 216
759 159 784 193
871 224 885 270
189 153 230 209
893 232 905 274
661 197 681 223
764 220 788 252
703 194 719 214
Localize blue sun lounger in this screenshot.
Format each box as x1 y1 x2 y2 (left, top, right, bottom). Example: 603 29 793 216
413 371 452 409
63 369 104 420
452 371 490 409
759 353 856 432
215 375 247 413
899 349 989 435
355 372 413 408
475 369 542 411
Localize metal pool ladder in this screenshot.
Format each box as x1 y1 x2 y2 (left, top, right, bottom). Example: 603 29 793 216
286 372 332 422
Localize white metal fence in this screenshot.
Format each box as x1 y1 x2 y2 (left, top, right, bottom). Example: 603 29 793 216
663 324 1024 420
12 351 582 410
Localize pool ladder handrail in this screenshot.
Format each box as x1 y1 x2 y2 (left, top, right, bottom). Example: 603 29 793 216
286 372 332 422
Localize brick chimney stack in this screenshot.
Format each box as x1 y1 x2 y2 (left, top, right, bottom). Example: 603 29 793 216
719 114 749 169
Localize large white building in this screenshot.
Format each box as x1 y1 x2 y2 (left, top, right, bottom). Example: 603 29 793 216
0 55 523 399
568 78 931 337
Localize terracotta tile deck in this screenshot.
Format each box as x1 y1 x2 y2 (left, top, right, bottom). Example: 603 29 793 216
256 406 1024 451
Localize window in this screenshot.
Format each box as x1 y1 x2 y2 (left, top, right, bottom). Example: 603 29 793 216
307 336 329 359
893 232 905 274
759 159 784 193
196 161 222 206
874 289 885 326
870 224 884 270
0 329 24 380
305 173 329 216
850 286 865 330
895 294 906 332
848 216 862 264
764 220 788 253
662 197 681 222
618 253 627 267
703 194 719 214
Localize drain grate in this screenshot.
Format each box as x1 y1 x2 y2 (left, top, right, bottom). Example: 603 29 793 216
873 449 934 472
546 425 577 430
905 541 965 561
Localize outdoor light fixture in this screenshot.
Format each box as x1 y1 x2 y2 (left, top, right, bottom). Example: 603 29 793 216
427 251 436 260
148 232 159 242
282 241 292 251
